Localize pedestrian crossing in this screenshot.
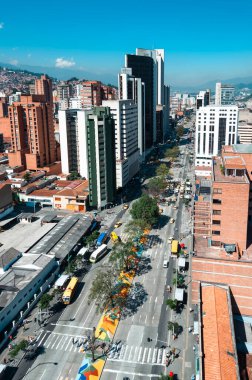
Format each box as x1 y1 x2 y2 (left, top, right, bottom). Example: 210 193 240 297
107 344 166 366
36 331 87 354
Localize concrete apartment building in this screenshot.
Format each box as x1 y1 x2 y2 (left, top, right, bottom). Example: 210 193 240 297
8 95 56 170
195 105 238 166
86 107 116 209
58 108 92 178
215 82 235 106
118 67 146 158
102 99 139 188
238 108 252 144
80 81 102 108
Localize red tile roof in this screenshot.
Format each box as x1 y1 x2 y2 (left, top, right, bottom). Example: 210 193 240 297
201 284 239 380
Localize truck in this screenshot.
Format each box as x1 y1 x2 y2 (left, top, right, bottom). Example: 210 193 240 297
96 232 107 247
171 240 179 257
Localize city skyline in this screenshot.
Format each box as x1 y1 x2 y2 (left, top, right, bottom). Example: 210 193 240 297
1 0 252 86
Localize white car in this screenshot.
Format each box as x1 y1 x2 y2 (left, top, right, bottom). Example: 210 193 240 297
170 218 175 224
168 236 173 244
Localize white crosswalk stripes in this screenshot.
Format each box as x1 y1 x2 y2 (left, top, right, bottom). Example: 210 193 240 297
107 344 166 366
36 332 86 354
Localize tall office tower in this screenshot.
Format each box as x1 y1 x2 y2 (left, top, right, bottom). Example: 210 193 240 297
102 99 139 188
86 107 116 209
163 85 170 138
196 90 210 109
80 81 102 108
118 68 145 158
215 83 235 106
195 105 238 166
57 83 73 101
58 109 92 178
35 74 53 104
125 52 155 149
8 95 56 170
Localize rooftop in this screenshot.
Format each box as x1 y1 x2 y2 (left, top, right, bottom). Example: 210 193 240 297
201 283 239 380
213 156 249 184
233 144 252 154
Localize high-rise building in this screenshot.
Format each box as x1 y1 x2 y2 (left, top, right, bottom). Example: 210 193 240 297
58 109 92 178
195 105 238 166
80 81 102 108
86 107 116 209
35 75 53 104
0 133 4 152
125 52 155 149
118 68 145 158
8 95 56 170
215 83 235 106
196 90 210 109
102 99 139 188
57 83 73 101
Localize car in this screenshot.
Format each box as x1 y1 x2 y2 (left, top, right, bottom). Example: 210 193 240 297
114 222 122 228
173 205 178 209
163 260 169 268
123 204 129 210
180 195 184 199
168 236 173 244
170 218 175 224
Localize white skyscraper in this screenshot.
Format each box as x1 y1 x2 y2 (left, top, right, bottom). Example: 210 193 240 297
58 109 92 177
102 99 139 188
195 105 239 166
215 83 235 106
118 68 146 159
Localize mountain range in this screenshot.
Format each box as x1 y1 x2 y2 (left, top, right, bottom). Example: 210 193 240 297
1 61 252 93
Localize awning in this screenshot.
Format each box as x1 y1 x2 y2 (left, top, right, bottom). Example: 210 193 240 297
178 257 186 268
175 288 184 301
224 244 236 253
193 321 199 335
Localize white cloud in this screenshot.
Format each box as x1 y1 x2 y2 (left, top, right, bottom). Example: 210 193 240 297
0 22 4 29
10 59 18 66
55 58 75 68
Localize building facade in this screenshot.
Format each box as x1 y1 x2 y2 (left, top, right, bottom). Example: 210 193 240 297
102 99 139 188
58 109 92 178
8 94 56 170
86 107 116 209
196 90 210 110
195 105 238 166
215 82 235 106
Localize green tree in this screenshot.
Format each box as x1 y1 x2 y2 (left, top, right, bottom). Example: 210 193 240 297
85 230 99 246
23 171 31 182
167 321 180 335
65 261 77 274
39 293 54 311
176 125 184 138
130 195 159 226
156 163 169 177
165 146 180 161
147 177 166 197
88 269 129 313
67 171 81 181
109 241 138 272
125 219 151 237
166 298 177 311
159 374 169 380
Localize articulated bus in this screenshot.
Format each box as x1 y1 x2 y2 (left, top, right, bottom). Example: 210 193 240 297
62 277 78 305
89 244 107 263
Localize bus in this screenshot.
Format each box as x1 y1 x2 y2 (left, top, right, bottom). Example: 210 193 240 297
54 274 70 290
171 240 179 256
62 277 78 305
89 244 107 263
96 232 107 247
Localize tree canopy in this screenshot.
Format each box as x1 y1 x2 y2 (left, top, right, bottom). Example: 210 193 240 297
156 163 169 177
176 125 184 138
109 241 139 272
147 177 166 197
39 293 54 310
164 146 180 160
88 268 129 313
130 195 159 226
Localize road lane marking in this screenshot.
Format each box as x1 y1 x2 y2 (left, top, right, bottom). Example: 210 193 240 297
147 348 152 363
138 346 143 361
64 337 72 351
55 335 64 350
37 331 49 346
142 347 147 362
50 323 92 330
103 369 161 377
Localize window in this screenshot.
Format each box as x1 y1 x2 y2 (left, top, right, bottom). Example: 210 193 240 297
213 188 222 194
213 199 222 204
213 210 221 215
212 230 220 235
212 220 221 225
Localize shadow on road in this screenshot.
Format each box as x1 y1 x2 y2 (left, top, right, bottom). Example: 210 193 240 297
136 256 152 276
120 282 148 319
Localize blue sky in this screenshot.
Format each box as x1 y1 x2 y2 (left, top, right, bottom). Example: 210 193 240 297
1 0 252 86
